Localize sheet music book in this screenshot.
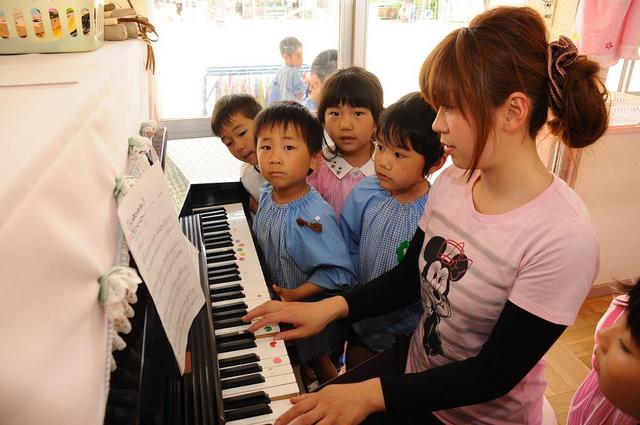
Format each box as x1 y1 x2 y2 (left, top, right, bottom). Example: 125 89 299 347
117 162 205 374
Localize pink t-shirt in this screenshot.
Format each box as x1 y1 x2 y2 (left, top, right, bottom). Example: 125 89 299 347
307 155 375 216
406 166 600 425
567 296 637 425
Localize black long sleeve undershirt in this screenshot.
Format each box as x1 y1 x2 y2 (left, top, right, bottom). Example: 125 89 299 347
342 228 424 322
341 228 568 414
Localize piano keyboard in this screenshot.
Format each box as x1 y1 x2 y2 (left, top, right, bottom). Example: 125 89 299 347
181 202 300 425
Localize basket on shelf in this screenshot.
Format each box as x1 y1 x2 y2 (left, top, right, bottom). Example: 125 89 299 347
0 0 104 54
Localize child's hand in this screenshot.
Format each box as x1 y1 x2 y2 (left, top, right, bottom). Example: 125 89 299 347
274 379 385 425
272 284 299 302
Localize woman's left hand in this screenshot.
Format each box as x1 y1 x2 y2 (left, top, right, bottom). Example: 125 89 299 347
275 379 385 425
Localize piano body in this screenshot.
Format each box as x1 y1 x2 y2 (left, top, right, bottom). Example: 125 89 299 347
105 137 304 425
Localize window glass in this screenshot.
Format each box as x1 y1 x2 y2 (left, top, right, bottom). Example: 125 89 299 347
152 0 340 119
365 0 526 105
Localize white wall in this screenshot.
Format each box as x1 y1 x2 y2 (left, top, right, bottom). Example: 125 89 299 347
573 126 640 286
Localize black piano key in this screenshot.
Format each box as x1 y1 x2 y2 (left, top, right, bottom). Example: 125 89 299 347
208 264 239 274
200 210 226 217
224 403 272 422
216 332 255 347
220 373 265 390
217 338 257 353
214 317 248 330
203 232 231 241
210 284 243 295
207 254 237 264
212 308 248 321
211 291 245 303
213 301 248 313
209 275 242 285
219 353 260 369
202 221 230 229
219 363 263 379
223 391 270 411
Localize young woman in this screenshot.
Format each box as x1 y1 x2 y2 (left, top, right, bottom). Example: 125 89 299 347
245 6 608 424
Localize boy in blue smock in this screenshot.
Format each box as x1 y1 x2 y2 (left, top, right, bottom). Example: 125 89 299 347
268 37 306 104
253 100 357 384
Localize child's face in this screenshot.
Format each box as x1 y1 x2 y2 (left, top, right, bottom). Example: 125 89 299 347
595 313 640 419
374 138 426 201
256 123 318 202
284 48 303 68
218 113 257 165
308 74 323 104
324 104 375 160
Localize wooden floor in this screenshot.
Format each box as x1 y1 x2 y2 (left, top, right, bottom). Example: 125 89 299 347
543 295 612 424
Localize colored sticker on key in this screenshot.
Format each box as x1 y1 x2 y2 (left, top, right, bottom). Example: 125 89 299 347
273 357 282 364
264 326 272 332
270 341 277 347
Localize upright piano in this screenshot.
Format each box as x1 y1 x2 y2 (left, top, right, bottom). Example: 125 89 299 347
104 138 303 425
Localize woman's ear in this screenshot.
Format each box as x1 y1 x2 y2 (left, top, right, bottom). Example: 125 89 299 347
502 92 529 132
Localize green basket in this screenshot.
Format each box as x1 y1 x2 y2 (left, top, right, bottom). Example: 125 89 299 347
0 0 104 54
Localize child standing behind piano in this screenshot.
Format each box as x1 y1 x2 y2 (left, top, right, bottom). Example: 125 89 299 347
308 67 384 215
253 101 357 384
211 93 266 214
340 93 445 369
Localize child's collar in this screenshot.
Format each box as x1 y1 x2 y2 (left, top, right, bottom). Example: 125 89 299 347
326 155 375 179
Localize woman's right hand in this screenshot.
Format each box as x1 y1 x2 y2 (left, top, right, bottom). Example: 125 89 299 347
242 296 349 341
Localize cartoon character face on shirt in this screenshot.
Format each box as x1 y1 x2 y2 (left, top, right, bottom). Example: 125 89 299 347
420 235 472 356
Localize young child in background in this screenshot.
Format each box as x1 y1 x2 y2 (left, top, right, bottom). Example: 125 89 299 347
340 92 445 369
567 279 640 424
210 93 265 214
268 36 306 104
303 49 338 115
253 101 357 384
308 66 384 215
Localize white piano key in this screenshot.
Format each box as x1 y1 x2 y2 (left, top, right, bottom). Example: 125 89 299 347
218 337 288 360
212 297 269 311
215 322 280 338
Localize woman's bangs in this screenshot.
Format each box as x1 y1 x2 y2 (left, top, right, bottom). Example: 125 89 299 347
420 33 465 110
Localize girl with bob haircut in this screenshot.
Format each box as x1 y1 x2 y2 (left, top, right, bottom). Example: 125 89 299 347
244 6 609 424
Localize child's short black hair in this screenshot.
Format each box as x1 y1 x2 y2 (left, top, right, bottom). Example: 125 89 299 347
210 93 262 136
253 101 324 155
377 92 444 176
279 36 302 55
310 49 338 82
317 66 384 125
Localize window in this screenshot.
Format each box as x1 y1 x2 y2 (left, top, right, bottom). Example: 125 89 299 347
152 0 341 121
363 0 525 106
